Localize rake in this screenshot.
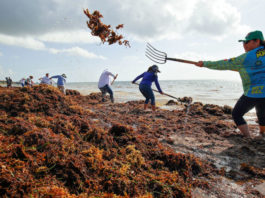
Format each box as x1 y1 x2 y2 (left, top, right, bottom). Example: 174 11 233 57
145 43 197 65
133 82 180 101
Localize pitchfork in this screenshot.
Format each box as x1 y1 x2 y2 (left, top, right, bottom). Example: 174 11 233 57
145 43 197 65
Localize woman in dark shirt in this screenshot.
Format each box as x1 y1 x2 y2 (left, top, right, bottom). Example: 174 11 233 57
132 65 163 111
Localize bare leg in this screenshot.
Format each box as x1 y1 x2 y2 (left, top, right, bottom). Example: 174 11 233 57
238 124 251 138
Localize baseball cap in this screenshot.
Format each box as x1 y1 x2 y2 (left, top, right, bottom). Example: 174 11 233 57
238 30 264 42
151 65 160 73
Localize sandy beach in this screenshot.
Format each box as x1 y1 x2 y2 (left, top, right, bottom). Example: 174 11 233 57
0 85 264 197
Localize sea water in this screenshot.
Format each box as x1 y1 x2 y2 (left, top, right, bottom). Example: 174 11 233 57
66 80 243 107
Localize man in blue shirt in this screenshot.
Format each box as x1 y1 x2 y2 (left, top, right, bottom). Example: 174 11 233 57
50 74 67 94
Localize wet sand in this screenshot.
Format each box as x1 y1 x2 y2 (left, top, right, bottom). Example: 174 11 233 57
0 85 264 197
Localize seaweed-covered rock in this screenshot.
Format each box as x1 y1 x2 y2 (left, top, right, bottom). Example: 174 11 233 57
66 89 81 96
166 100 178 106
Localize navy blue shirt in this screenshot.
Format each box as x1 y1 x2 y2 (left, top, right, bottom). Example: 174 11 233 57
133 72 162 92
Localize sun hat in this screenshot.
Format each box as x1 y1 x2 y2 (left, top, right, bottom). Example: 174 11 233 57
238 30 264 42
151 65 161 73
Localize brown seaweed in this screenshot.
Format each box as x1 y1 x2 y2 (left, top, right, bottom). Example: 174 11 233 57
83 9 130 47
0 85 264 197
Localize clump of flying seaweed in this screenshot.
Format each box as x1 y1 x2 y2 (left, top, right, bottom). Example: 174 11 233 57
83 9 130 47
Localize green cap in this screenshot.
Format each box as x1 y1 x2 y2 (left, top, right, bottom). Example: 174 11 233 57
238 30 264 42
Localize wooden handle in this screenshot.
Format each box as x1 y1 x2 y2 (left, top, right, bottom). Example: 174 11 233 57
133 82 179 100
111 74 118 85
166 58 197 65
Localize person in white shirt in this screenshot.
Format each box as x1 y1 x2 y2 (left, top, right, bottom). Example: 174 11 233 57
39 73 52 85
98 69 117 103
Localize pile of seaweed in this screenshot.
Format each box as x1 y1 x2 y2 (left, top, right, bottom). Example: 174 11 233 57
0 85 213 197
1 85 265 197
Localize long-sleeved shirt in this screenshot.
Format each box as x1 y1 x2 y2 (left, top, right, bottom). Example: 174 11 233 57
98 70 115 88
50 75 66 86
203 46 265 98
40 76 52 85
132 71 162 92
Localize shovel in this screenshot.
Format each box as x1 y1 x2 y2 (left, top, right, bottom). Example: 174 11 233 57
145 43 197 65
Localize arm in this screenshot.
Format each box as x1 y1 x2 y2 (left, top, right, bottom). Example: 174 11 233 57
106 71 115 78
154 77 162 93
50 75 59 79
200 53 247 71
132 73 145 83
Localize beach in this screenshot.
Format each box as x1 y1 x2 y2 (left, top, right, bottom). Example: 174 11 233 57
65 79 257 124
65 80 243 107
0 85 264 197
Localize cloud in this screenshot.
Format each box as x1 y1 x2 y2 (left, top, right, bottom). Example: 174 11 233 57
185 0 248 37
82 0 248 41
38 30 100 44
0 34 46 50
0 34 105 59
0 32 106 59
0 0 248 43
49 47 106 59
0 0 85 36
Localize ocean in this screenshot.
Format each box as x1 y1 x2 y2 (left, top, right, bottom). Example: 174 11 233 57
66 79 243 107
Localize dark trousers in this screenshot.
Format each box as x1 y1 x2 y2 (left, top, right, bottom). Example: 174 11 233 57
232 95 265 126
99 84 114 103
139 83 155 105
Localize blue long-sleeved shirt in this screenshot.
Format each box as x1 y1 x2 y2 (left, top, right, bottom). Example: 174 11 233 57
50 75 66 86
132 72 162 92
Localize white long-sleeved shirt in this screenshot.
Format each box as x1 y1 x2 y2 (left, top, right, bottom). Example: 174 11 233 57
40 76 52 85
98 70 115 88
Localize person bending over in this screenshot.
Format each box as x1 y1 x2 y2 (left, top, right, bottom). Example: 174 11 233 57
50 74 66 94
132 65 163 112
98 69 117 103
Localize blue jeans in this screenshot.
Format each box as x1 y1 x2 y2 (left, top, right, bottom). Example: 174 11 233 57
139 83 155 105
99 84 114 103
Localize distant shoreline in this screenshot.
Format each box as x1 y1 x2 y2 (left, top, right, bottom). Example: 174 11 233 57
0 81 20 87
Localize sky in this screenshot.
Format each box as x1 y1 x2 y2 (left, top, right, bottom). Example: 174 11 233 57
0 0 264 82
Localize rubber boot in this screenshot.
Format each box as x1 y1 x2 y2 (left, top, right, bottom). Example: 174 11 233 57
151 105 156 112
238 124 251 138
144 104 148 110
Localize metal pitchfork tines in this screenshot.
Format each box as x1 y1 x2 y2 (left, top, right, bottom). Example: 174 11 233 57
145 43 197 65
